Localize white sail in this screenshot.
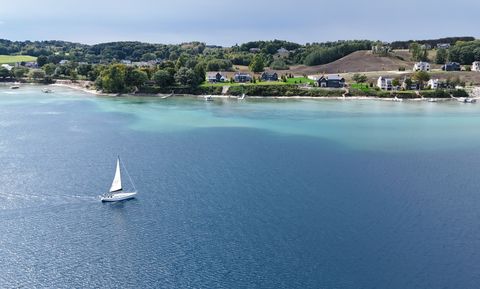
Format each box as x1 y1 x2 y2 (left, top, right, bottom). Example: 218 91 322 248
109 158 122 192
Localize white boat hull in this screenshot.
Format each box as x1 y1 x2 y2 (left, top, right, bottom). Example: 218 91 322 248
101 192 137 202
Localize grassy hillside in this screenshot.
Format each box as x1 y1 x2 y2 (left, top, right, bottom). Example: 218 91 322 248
288 50 416 75
0 55 37 64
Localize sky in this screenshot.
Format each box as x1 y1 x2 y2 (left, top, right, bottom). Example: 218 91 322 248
0 0 479 46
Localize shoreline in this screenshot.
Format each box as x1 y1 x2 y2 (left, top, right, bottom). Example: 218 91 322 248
1 81 474 101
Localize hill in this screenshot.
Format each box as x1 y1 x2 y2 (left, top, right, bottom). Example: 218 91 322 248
288 50 415 75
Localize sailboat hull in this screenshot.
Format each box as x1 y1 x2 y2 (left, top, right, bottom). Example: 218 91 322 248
101 192 137 202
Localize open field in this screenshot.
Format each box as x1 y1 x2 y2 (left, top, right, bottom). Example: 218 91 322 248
286 77 315 85
0 55 37 64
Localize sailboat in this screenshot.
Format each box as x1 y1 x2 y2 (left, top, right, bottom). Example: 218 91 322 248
100 157 137 202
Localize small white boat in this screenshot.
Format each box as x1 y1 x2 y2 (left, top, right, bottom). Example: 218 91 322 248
100 157 137 202
42 88 53 93
393 96 403 102
456 97 477 103
10 85 20 89
428 98 438 102
161 91 174 99
204 95 213 101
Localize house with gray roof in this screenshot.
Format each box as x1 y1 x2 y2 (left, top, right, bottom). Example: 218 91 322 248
317 74 345 88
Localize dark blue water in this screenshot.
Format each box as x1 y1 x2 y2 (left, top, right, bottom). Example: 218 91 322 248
1 85 480 288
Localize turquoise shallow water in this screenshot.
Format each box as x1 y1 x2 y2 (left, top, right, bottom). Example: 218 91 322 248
0 84 480 288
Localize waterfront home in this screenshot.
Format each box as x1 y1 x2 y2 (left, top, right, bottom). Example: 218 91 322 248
427 79 440 89
15 61 38 68
234 72 252 83
437 43 451 49
59 60 70 65
377 76 393 90
206 72 227 83
413 62 430 71
121 60 132 65
276 48 290 58
421 44 432 50
249 48 261 53
1 64 13 71
317 74 345 88
472 61 480 72
261 71 278 81
401 77 420 90
442 62 461 71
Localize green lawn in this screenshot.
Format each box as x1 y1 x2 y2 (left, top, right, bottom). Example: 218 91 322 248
351 83 372 92
286 77 315 85
201 81 288 88
0 55 37 64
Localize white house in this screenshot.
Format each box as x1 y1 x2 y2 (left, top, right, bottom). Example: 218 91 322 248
377 76 393 90
206 72 227 83
472 61 480 72
437 43 451 49
1 64 13 71
427 79 440 89
414 62 430 71
276 48 290 58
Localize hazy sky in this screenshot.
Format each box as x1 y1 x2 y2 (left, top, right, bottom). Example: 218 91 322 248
0 0 478 45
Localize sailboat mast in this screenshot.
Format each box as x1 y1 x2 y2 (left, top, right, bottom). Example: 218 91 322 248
120 157 137 192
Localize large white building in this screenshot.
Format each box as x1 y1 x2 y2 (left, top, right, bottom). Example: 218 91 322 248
413 62 431 72
427 79 440 89
377 76 393 90
1 64 13 71
472 61 480 72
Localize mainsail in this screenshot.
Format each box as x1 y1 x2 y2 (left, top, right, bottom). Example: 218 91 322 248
109 158 122 192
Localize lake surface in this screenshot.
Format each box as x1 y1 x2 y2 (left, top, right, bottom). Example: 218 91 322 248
1 84 480 288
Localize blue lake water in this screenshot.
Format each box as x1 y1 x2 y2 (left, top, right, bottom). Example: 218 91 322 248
0 84 480 288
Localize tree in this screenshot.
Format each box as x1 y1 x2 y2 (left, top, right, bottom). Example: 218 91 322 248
141 53 157 61
193 63 206 85
69 69 78 81
392 78 401 87
249 54 265 73
125 68 148 87
99 64 127 93
174 67 198 86
270 59 288 70
435 48 448 64
206 59 232 71
77 64 92 77
413 71 430 89
153 70 174 87
43 63 57 76
403 78 413 90
13 67 29 78
29 69 46 80
352 73 368 83
37 55 48 67
409 42 429 62
0 67 11 79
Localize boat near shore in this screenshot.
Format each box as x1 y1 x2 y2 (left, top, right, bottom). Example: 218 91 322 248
42 88 53 93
